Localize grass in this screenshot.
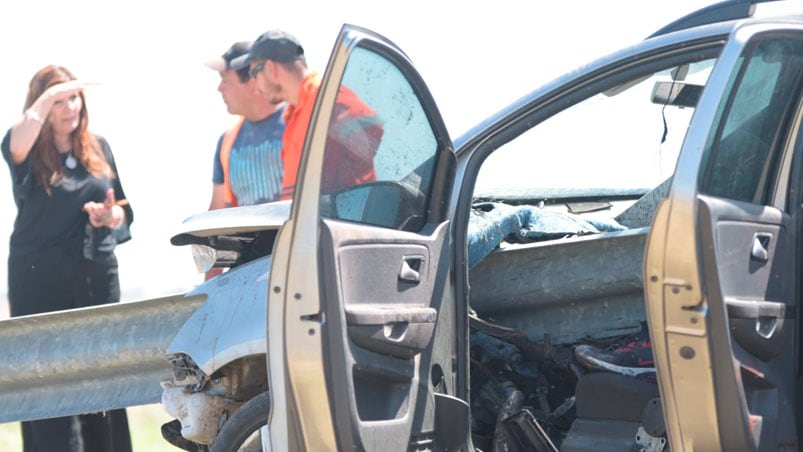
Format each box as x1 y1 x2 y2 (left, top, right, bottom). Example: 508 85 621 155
0 403 183 451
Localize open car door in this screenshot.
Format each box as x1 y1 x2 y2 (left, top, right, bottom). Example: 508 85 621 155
266 25 464 451
645 22 803 451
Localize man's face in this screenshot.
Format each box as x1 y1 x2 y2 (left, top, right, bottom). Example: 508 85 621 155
250 60 284 104
217 69 254 115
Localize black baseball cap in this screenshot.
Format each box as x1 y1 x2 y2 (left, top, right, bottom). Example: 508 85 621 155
204 41 253 72
230 30 304 70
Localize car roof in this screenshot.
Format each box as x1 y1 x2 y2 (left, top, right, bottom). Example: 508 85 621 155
453 1 803 152
647 0 783 38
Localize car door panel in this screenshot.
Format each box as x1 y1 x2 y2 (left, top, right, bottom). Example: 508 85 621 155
338 242 431 304
326 219 443 363
268 24 460 451
645 24 803 451
695 196 798 450
700 196 793 362
316 219 453 450
320 219 448 425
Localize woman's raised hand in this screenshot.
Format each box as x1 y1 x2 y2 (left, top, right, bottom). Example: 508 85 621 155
9 79 98 165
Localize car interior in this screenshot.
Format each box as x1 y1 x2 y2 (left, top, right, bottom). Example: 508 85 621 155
464 30 803 450
463 60 714 450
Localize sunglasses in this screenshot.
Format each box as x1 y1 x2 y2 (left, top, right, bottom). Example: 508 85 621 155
249 61 266 79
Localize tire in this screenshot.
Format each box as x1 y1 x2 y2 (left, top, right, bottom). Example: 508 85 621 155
210 392 270 452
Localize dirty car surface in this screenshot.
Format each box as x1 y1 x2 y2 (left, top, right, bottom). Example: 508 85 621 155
160 1 803 451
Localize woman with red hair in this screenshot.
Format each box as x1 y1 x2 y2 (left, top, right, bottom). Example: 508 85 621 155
2 65 134 452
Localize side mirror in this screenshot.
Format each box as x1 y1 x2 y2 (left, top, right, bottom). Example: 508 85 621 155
651 81 703 108
333 182 402 228
328 181 424 231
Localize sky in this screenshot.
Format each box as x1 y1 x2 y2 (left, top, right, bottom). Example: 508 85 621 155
0 0 721 311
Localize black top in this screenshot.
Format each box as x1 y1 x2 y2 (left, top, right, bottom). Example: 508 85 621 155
1 129 134 257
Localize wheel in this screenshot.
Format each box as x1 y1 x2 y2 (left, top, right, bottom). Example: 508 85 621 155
210 392 270 452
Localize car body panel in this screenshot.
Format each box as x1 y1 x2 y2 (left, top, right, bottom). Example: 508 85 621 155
266 10 803 452
155 2 803 450
165 255 272 376
267 24 458 451
256 7 796 450
170 200 291 245
443 25 727 452
165 201 289 377
645 20 803 450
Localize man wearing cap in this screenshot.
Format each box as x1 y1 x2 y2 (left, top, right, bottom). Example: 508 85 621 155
205 41 286 210
231 30 382 200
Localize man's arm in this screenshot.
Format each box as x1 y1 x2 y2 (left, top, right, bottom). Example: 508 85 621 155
209 184 227 210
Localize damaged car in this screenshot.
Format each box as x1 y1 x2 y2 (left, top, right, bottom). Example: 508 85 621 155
158 0 803 450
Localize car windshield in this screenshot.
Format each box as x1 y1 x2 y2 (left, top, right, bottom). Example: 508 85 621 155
475 60 715 198
464 58 718 268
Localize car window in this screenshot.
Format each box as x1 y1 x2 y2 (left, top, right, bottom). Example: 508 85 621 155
460 58 718 269
474 59 715 215
701 37 803 205
319 46 437 232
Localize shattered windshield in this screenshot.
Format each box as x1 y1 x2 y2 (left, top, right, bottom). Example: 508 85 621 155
475 60 715 198
466 59 716 268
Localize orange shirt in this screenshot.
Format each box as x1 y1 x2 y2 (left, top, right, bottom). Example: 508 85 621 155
321 85 381 193
280 72 320 200
220 117 245 207
280 72 382 200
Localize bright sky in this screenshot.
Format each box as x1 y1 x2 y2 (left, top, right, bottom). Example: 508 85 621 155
0 0 718 307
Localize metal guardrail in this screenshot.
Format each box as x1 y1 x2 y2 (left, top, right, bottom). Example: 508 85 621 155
0 294 205 423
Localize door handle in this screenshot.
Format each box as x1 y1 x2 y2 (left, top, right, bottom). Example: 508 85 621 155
399 256 423 283
346 306 437 359
751 232 771 262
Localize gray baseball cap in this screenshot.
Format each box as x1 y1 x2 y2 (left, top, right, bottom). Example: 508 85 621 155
230 30 304 69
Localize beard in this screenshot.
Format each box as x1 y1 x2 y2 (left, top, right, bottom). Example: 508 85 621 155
259 80 284 104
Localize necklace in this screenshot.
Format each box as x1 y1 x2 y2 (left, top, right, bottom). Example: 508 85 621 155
65 152 77 169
